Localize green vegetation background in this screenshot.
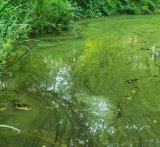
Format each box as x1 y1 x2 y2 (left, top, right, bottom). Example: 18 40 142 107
1 0 160 75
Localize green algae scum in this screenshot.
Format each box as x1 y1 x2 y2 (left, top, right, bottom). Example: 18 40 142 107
1 15 160 146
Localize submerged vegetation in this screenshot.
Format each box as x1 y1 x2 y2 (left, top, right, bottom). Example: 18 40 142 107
1 0 160 74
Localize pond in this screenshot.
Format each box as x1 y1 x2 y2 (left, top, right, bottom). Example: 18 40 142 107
1 15 160 147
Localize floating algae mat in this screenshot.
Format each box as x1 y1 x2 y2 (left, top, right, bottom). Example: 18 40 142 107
1 15 160 146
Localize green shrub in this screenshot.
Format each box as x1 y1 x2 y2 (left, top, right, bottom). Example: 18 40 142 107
8 0 74 33
69 0 108 17
33 0 74 33
70 0 160 17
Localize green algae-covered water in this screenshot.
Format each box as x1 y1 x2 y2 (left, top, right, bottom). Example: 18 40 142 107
1 15 160 147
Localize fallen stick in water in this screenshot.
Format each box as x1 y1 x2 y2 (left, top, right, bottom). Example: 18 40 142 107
0 124 21 133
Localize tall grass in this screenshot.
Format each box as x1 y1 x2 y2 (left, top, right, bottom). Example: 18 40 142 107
0 0 35 76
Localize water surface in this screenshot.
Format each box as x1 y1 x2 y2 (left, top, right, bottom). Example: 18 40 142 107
1 15 160 147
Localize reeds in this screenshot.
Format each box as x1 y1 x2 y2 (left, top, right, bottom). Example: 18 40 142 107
0 0 35 74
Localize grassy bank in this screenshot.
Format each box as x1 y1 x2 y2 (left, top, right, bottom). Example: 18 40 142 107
0 0 35 76
1 0 160 76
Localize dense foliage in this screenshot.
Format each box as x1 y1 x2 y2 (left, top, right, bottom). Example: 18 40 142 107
32 0 74 33
70 0 160 17
1 0 160 75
